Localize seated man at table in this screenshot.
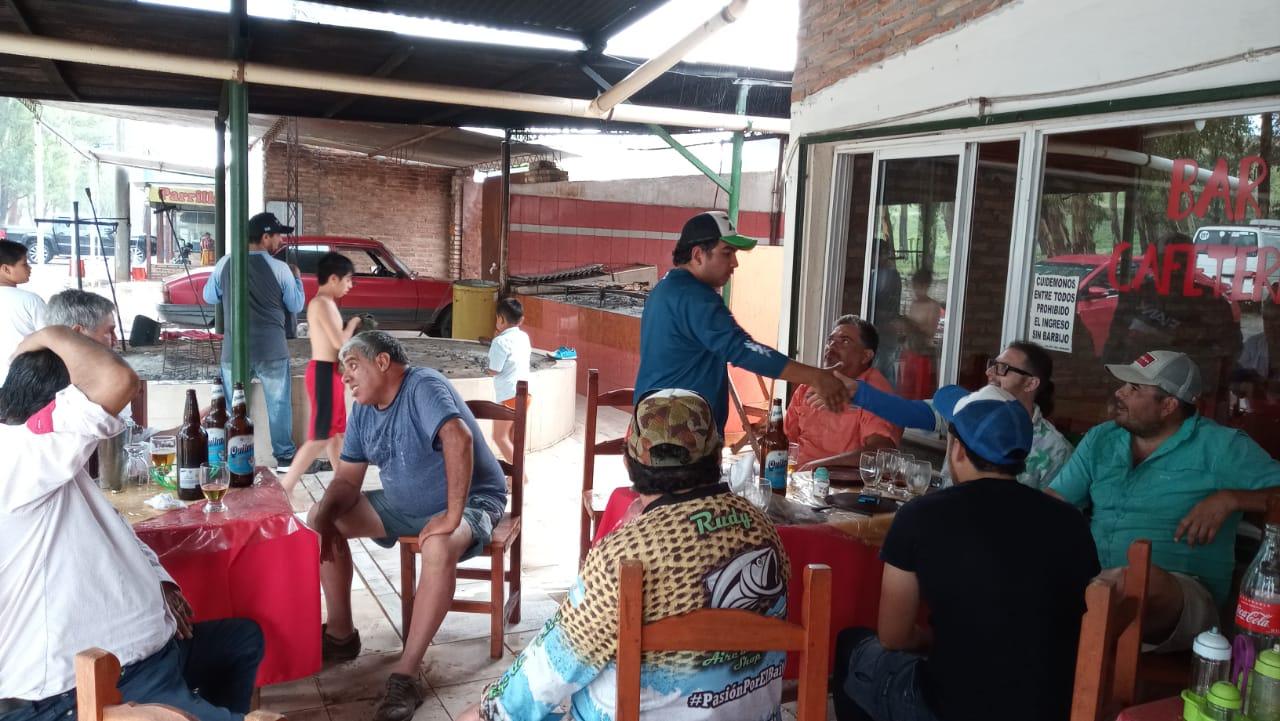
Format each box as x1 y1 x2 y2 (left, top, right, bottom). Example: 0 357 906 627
1048 350 1280 652
0 327 267 721
834 385 1099 721
456 389 790 721
308 331 508 721
784 315 900 470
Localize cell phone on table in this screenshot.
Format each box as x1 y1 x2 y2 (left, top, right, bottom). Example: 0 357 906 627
850 493 899 516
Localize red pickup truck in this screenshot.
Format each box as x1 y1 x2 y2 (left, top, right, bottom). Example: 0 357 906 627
158 236 454 336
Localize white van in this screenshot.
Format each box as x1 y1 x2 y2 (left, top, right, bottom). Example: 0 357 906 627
1193 219 1280 297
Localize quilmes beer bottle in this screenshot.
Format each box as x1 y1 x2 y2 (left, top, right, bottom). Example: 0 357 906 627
759 399 789 493
176 389 208 502
226 382 255 488
203 380 229 467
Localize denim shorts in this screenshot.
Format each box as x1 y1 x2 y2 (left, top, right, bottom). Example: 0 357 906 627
365 490 504 561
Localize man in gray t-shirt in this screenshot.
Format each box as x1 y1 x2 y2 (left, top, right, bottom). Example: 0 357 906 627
307 331 507 721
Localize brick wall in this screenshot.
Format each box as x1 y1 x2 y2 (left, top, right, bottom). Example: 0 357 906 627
263 142 454 277
794 0 1016 101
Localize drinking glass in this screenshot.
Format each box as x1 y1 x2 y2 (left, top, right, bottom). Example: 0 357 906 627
875 449 899 494
892 453 915 499
749 479 772 513
150 435 176 487
787 442 800 477
859 451 879 489
200 463 229 513
907 460 932 497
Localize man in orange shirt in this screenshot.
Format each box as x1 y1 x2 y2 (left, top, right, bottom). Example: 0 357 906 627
785 316 901 470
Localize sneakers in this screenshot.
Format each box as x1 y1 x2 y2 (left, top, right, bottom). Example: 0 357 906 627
274 457 295 474
276 458 331 474
321 624 361 663
372 673 425 721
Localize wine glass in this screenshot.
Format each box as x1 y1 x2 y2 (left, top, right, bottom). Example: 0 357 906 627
907 460 932 498
200 463 229 513
859 451 879 490
749 479 772 513
149 435 176 488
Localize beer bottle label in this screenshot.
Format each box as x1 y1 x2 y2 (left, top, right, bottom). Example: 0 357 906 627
207 428 226 466
228 435 254 476
178 466 199 491
764 450 789 490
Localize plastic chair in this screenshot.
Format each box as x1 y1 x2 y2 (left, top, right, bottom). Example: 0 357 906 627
580 369 633 567
615 559 832 721
1070 539 1151 721
399 380 527 659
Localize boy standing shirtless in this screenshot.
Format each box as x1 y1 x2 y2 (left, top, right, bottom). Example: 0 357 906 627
281 253 361 494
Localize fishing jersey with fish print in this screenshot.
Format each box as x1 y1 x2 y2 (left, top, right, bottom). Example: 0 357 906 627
479 486 790 721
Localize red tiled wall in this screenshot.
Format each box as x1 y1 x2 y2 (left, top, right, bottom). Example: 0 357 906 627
509 195 778 277
521 295 640 395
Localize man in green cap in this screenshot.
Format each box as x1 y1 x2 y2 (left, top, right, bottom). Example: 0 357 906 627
635 210 848 434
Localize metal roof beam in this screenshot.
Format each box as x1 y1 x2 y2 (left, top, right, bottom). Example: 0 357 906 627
324 44 415 118
2 0 79 100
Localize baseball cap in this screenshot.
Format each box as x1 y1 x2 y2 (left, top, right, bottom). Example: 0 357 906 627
1105 350 1202 403
247 212 294 241
625 389 722 468
933 384 1033 466
676 211 758 251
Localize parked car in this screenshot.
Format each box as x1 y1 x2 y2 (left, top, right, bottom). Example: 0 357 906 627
158 236 455 336
1192 220 1280 299
19 219 156 266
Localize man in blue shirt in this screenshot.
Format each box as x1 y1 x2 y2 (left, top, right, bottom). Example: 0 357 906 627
307 331 507 721
203 212 306 472
1049 350 1280 652
635 211 848 432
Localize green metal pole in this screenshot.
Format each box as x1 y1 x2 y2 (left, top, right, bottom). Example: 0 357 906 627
648 124 731 193
229 80 249 387
214 112 226 334
727 83 751 224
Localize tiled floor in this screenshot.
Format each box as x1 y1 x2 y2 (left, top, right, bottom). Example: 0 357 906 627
260 396 637 721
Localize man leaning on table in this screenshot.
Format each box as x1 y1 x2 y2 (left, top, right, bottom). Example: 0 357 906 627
834 385 1099 721
1048 350 1280 652
0 327 268 721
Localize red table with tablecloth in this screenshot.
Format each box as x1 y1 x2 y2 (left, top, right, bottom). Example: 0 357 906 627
593 486 887 676
1116 696 1181 720
130 470 321 686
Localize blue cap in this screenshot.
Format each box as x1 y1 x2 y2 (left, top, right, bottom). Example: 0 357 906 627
933 385 1032 466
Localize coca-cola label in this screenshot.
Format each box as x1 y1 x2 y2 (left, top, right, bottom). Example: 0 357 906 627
1236 595 1280 633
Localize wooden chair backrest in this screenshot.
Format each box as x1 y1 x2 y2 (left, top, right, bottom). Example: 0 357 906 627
76 648 196 721
1070 539 1151 721
616 559 832 721
465 380 527 520
582 369 634 495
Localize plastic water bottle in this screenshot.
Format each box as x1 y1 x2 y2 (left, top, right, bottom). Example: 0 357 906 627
811 467 830 504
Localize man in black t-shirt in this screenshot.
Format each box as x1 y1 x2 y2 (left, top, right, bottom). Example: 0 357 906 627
833 385 1099 721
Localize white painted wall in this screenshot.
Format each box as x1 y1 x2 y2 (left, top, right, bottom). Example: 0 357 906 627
791 0 1280 139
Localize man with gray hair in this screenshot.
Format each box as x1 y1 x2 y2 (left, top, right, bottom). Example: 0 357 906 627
46 289 118 349
308 331 507 721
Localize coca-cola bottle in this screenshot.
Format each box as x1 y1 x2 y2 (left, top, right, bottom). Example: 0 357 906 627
1235 500 1280 655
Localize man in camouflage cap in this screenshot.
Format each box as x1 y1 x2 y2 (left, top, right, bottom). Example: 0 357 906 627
459 389 790 721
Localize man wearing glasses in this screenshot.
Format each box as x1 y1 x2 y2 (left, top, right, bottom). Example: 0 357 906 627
1048 350 1280 653
784 315 901 470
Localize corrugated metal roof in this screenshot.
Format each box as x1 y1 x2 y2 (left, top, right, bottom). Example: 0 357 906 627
307 0 666 41
0 0 790 131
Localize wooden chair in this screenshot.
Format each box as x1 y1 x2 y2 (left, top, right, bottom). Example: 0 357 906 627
74 648 281 721
1070 539 1151 721
580 369 633 567
616 560 832 721
398 380 527 659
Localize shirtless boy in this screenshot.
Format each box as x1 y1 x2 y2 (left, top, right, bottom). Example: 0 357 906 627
281 252 361 493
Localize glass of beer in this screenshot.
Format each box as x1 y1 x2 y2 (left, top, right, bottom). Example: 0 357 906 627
150 435 176 487
200 463 229 513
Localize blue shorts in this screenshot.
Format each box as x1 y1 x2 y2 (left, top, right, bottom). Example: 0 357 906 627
365 490 504 561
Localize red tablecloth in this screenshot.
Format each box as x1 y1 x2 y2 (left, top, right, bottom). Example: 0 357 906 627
1116 696 1181 720
133 471 321 686
594 487 884 676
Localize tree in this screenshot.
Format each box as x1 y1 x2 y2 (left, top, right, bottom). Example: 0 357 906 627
0 98 34 224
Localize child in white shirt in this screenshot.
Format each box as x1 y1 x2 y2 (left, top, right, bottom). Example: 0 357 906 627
486 297 531 462
0 240 47 383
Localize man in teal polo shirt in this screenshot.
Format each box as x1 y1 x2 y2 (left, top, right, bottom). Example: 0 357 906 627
1049 350 1280 652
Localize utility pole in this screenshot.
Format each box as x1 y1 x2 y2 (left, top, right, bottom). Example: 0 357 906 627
32 112 44 265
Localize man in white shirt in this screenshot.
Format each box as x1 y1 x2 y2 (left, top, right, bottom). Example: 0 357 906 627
485 297 531 462
0 327 266 721
0 239 47 382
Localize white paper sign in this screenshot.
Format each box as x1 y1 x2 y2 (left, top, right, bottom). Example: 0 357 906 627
1029 274 1078 353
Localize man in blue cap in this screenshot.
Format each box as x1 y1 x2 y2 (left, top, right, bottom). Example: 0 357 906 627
635 210 848 434
832 385 1099 721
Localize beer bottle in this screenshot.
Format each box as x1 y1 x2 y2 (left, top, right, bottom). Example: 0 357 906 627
226 382 256 488
203 381 229 467
176 389 208 501
760 399 789 493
